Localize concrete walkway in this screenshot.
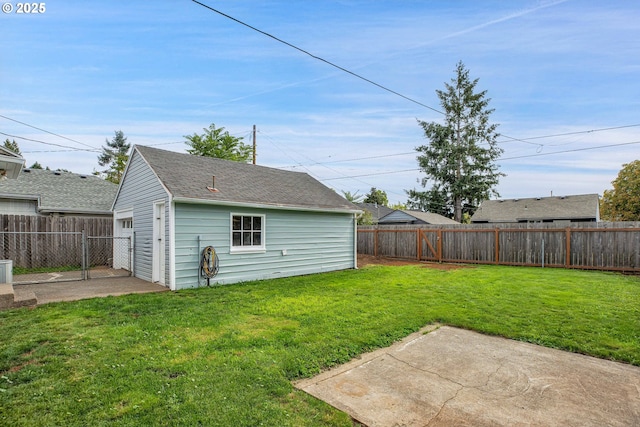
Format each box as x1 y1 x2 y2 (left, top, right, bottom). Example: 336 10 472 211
12 276 168 305
296 325 640 427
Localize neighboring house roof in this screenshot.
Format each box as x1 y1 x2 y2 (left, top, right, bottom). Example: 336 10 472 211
379 209 460 225
0 146 25 180
355 203 395 221
129 145 359 212
471 194 600 223
0 168 118 215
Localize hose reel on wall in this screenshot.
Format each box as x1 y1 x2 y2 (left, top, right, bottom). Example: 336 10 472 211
200 246 219 286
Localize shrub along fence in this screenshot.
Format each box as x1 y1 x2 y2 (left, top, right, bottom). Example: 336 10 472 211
358 222 640 273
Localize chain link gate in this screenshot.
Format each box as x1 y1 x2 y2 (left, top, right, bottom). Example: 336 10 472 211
86 235 132 279
1 231 132 284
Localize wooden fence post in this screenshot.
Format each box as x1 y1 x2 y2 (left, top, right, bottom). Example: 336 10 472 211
494 228 500 264
565 227 571 268
374 228 378 257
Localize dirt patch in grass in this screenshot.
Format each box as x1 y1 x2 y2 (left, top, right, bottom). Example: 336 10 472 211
358 254 472 271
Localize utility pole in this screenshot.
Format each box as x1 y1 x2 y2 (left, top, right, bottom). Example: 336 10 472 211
252 124 256 165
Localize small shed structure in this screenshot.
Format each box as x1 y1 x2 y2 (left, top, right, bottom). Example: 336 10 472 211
471 194 600 224
112 146 359 290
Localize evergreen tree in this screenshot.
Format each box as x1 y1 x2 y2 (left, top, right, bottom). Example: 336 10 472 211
98 130 130 184
407 62 503 222
341 190 364 203
3 139 21 155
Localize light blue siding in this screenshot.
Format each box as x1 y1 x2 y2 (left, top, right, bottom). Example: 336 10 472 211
113 151 170 285
174 203 355 289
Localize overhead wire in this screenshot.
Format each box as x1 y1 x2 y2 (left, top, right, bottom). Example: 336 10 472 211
259 128 409 200
190 0 443 115
0 131 100 152
284 123 640 169
0 114 98 150
189 1 638 172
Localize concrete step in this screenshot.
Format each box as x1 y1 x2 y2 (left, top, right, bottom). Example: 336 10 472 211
0 283 38 310
12 288 37 308
0 283 14 310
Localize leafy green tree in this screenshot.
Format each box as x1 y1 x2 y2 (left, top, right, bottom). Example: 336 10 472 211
363 187 388 206
185 123 252 162
29 162 43 169
356 209 375 225
98 130 130 184
389 202 407 210
3 139 21 155
406 61 503 222
600 160 640 221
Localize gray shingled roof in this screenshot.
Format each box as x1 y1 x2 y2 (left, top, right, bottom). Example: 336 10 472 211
134 145 358 212
0 169 118 214
471 194 600 223
355 203 395 221
379 210 459 225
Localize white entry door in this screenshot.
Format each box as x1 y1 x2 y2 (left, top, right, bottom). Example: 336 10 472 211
152 201 166 285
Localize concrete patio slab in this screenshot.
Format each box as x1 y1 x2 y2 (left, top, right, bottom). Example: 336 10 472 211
295 325 640 427
12 276 168 305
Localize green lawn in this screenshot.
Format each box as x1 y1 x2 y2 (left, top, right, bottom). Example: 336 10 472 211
1 264 639 426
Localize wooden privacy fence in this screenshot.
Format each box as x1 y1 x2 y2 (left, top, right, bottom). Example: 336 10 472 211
358 222 640 273
0 215 114 269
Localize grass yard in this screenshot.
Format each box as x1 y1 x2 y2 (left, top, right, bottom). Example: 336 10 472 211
1 263 639 426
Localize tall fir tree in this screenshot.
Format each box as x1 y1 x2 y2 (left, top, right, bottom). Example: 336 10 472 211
407 61 503 222
98 130 130 184
3 139 21 155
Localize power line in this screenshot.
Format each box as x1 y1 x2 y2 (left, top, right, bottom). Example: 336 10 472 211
319 139 640 181
500 123 640 142
321 168 419 181
500 140 640 161
190 0 443 115
0 131 99 152
0 114 98 150
288 123 640 169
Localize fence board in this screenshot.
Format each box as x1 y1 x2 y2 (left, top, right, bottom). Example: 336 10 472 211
1 215 113 269
358 222 640 273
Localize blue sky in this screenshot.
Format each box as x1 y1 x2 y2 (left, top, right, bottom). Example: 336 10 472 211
2 0 639 205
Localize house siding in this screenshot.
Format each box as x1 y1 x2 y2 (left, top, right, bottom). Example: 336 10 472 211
112 151 170 285
0 199 37 215
173 203 355 289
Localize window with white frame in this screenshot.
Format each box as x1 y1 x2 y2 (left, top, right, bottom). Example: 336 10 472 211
231 214 265 252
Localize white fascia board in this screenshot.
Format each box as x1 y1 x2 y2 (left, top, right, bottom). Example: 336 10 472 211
172 196 361 215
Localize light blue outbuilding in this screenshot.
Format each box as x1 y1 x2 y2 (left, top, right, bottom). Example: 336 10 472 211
112 146 360 290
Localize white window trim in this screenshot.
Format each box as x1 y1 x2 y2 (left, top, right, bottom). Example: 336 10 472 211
229 213 266 254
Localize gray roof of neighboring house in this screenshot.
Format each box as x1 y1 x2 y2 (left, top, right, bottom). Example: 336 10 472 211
355 203 395 221
133 145 359 212
379 209 460 225
0 168 118 214
471 194 600 223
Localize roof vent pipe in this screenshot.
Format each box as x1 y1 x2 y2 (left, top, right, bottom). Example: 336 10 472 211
207 175 219 193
